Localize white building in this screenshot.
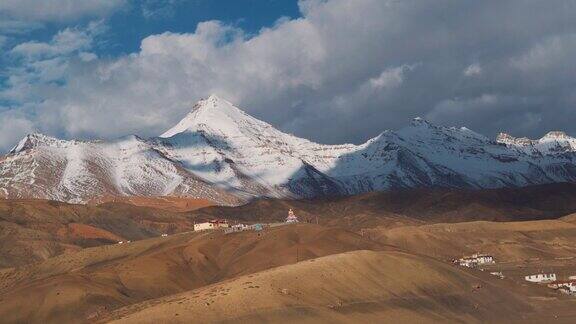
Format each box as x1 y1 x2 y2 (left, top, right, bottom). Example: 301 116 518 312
550 281 576 295
456 253 495 268
548 280 576 293
231 224 246 231
490 271 505 279
194 219 229 231
224 224 248 234
525 273 557 283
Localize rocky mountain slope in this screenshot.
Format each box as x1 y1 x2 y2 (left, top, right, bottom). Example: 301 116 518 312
1 95 576 203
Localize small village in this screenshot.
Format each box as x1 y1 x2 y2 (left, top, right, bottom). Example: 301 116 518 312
117 209 301 246
192 208 301 234
116 208 302 246
454 253 576 297
119 213 576 301
175 215 576 299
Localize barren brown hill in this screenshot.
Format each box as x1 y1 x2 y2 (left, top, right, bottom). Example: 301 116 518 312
560 212 576 224
191 182 576 227
3 182 576 268
369 218 576 262
0 199 199 268
90 196 214 212
0 224 385 323
101 250 576 324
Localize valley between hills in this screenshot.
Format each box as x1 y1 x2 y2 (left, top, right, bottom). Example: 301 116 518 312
1 183 576 323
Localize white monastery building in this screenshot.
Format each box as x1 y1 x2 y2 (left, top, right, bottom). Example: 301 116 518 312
286 209 299 223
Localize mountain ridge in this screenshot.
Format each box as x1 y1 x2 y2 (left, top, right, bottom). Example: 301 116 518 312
2 95 576 204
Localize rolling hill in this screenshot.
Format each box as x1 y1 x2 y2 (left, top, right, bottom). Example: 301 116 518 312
0 199 205 267
0 224 386 323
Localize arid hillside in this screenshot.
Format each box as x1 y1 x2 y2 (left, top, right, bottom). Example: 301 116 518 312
1 208 576 323
370 217 576 262
3 182 576 268
0 199 205 267
1 183 576 322
191 183 576 228
0 224 385 323
89 196 215 212
101 250 576 323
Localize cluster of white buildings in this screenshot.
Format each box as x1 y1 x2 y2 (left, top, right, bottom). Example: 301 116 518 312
224 223 263 234
195 209 300 234
452 252 575 298
455 253 495 268
547 280 576 295
524 272 576 296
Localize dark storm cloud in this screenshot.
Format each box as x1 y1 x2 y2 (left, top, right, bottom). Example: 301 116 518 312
1 0 576 150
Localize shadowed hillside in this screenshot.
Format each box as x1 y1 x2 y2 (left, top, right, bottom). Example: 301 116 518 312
191 182 576 228
3 183 576 268
0 199 204 267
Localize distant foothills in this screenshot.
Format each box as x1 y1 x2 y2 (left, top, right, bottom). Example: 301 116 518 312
1 95 576 204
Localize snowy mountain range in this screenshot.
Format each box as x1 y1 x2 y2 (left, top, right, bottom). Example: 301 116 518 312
2 95 576 204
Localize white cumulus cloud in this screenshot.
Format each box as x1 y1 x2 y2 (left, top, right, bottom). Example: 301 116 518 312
1 0 576 151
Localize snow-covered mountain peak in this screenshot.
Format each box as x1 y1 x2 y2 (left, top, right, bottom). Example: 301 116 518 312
9 133 71 154
539 131 570 141
396 117 433 136
496 130 576 155
496 132 532 146
535 131 576 153
192 94 235 113
410 117 432 127
497 131 575 146
3 96 576 205
160 95 258 138
205 93 229 105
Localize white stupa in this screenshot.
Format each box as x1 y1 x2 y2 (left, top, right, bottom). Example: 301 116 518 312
286 208 299 223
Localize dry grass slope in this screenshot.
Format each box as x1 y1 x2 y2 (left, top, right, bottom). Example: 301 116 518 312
102 250 542 323
0 224 385 323
0 199 206 267
370 218 576 262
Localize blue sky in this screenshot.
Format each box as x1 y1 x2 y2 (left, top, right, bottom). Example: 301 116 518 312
90 0 301 57
1 0 576 151
1 1 301 79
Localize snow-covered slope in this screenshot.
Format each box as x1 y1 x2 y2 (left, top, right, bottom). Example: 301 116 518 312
2 95 576 204
1 132 241 204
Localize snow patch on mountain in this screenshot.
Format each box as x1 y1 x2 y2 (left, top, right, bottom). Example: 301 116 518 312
2 94 576 204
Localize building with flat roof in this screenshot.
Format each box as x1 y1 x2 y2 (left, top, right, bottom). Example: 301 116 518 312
525 273 557 283
194 219 229 231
